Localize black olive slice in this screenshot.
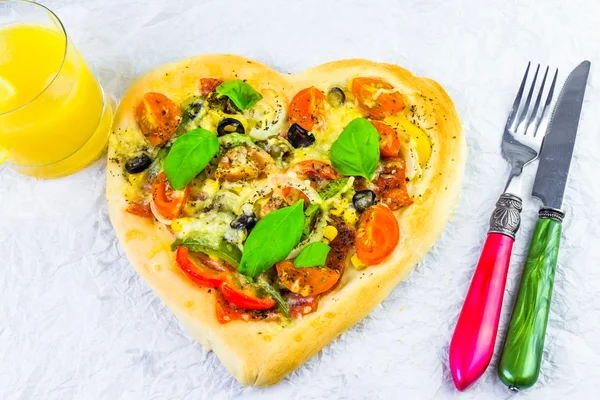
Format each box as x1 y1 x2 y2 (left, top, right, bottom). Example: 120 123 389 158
287 123 315 148
352 190 376 213
230 213 258 230
327 87 346 106
217 118 245 136
125 154 152 174
187 100 204 119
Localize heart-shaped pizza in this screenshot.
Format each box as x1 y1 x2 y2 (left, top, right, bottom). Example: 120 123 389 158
106 54 465 386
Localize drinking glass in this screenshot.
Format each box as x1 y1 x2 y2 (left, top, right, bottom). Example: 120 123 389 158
0 0 113 178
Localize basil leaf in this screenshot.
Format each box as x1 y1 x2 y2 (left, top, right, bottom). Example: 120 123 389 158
330 118 380 180
302 203 320 239
163 128 219 190
239 201 305 278
216 80 263 111
294 242 331 268
319 178 349 200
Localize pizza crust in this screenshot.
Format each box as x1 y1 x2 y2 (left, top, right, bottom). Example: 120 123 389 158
106 54 466 386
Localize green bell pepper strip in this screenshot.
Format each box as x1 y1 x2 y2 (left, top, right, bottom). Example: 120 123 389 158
172 235 242 268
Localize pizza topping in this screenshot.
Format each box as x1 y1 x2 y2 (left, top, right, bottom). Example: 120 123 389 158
281 186 310 208
238 201 304 278
152 172 190 220
214 146 274 182
199 78 223 97
230 212 258 231
370 120 401 157
323 222 354 291
220 280 276 310
276 222 352 296
205 91 241 115
125 153 152 174
217 117 245 136
255 135 294 169
355 205 399 265
352 190 376 213
136 92 182 146
329 118 380 180
351 77 405 119
327 87 346 107
293 242 331 268
287 123 316 148
302 203 321 239
215 80 263 111
173 235 242 268
276 259 340 297
163 128 219 190
288 160 341 188
126 200 153 218
288 87 327 131
185 99 205 120
318 178 351 201
287 292 320 319
176 246 228 288
372 157 413 211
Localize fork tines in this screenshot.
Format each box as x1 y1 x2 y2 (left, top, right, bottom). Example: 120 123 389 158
508 63 559 137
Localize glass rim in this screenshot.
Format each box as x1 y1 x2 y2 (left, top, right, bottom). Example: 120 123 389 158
0 0 68 116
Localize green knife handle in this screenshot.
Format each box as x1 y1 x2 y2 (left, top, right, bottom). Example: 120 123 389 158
498 208 564 391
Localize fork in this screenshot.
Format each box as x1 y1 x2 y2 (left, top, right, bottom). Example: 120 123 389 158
449 63 558 391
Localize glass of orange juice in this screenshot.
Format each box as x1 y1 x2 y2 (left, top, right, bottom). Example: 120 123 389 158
0 0 113 178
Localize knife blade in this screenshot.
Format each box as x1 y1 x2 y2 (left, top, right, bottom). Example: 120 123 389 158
532 60 591 209
498 60 590 391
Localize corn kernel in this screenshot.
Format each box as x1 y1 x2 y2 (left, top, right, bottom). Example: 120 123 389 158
351 254 367 270
321 238 330 245
323 225 338 241
343 209 359 225
329 207 343 217
171 220 182 232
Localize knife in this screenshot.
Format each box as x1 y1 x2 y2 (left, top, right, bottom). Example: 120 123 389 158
497 60 591 391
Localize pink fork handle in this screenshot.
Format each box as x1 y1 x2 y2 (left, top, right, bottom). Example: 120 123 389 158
450 233 514 391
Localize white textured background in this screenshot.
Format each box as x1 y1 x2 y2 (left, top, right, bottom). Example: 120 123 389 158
2 0 600 398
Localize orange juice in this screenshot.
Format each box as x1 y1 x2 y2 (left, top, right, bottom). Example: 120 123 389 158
0 22 112 178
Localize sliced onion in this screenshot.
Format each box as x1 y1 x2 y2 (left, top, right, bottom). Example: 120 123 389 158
400 139 422 180
150 200 172 225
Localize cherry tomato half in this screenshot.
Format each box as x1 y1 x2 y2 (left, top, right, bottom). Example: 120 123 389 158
370 119 401 157
288 87 327 131
281 186 310 207
151 172 190 219
136 92 182 146
355 205 399 265
176 246 227 288
276 224 353 296
276 259 341 297
352 77 404 119
220 280 276 310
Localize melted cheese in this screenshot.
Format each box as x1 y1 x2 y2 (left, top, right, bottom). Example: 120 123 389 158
291 103 364 162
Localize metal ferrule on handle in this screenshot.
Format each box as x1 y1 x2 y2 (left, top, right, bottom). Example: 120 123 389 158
498 207 564 391
450 194 522 391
